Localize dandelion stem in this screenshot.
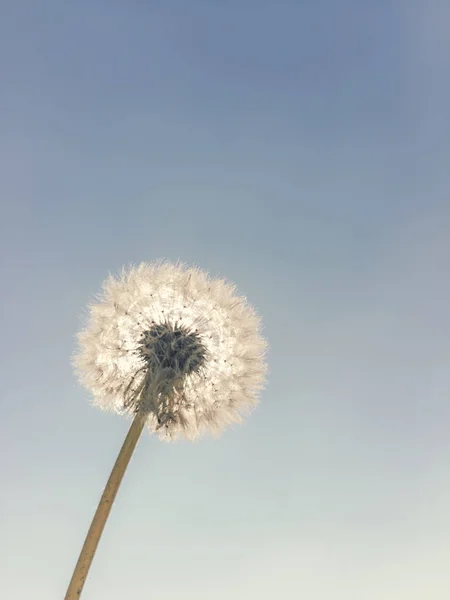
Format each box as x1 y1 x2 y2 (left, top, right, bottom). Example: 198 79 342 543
64 412 146 599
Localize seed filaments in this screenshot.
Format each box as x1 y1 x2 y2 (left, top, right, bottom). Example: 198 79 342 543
125 322 207 423
139 322 207 376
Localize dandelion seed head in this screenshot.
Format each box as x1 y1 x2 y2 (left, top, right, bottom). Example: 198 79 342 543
74 261 267 441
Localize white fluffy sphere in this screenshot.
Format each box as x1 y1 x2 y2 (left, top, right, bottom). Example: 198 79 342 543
74 261 267 441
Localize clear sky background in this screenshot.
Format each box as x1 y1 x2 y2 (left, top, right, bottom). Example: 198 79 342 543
1 1 450 598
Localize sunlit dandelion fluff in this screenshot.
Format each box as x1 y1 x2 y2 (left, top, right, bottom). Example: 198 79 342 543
74 261 267 440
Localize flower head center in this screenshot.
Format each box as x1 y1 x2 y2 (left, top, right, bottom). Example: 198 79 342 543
138 322 206 377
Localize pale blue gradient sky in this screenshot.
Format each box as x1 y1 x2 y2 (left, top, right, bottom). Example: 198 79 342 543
1 1 450 599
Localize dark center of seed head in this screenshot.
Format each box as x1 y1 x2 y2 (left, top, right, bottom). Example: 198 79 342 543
138 322 206 376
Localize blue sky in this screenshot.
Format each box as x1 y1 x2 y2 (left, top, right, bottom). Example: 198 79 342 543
1 1 450 598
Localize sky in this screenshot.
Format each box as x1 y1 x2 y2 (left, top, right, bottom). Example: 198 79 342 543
1 0 450 598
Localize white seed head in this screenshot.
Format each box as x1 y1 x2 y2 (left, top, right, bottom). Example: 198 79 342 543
74 261 268 441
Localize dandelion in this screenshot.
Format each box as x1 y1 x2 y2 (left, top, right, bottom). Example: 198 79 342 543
64 261 267 598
